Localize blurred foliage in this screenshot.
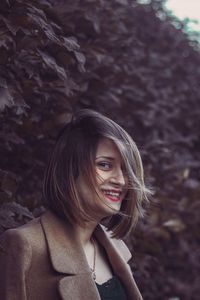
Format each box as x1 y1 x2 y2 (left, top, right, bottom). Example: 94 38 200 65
0 0 200 299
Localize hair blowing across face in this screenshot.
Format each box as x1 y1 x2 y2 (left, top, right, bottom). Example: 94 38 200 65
42 109 151 238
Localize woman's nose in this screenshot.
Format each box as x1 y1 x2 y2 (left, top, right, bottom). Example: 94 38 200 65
110 168 126 187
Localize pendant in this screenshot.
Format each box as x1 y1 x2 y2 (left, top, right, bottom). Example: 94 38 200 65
91 269 96 280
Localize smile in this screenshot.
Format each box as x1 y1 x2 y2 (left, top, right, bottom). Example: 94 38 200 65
102 190 121 202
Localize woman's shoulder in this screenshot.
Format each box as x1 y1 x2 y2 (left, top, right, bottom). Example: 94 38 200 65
1 216 41 235
0 216 44 252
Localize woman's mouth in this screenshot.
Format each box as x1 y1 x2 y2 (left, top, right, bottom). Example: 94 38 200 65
102 190 121 202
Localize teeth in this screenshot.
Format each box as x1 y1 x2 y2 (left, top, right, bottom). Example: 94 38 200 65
103 191 120 197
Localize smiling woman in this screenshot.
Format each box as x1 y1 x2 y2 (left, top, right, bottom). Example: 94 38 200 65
77 137 129 220
0 109 151 300
94 138 128 214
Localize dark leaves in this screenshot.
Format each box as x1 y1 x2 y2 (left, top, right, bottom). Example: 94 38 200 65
37 50 67 80
0 202 34 233
62 36 80 52
0 0 85 112
0 88 14 111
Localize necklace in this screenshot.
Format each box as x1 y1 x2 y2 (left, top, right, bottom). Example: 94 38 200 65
90 237 96 280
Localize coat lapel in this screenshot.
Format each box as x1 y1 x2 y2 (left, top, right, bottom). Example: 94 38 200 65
94 225 143 300
58 274 100 300
40 210 142 300
41 210 89 275
40 210 100 300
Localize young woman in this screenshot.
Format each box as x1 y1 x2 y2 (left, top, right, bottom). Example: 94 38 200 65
0 109 150 300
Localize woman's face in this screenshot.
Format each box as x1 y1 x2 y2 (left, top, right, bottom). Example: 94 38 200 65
76 138 128 219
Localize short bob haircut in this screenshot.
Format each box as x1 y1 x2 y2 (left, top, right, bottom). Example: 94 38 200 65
43 109 150 238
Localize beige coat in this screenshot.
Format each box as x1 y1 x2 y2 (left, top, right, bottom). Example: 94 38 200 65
0 210 143 300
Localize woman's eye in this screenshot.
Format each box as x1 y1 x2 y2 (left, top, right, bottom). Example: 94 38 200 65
97 162 111 170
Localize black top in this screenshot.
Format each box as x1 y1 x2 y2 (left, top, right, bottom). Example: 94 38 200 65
96 276 127 300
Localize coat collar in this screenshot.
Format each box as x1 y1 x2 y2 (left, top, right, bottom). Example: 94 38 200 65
41 210 90 275
40 210 143 300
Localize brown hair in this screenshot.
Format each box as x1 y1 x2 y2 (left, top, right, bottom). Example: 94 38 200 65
43 109 151 238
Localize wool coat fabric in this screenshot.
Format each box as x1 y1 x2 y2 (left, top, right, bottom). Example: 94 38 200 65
0 210 143 300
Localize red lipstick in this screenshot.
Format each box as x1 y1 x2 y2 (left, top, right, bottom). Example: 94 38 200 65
103 189 121 202
104 194 121 202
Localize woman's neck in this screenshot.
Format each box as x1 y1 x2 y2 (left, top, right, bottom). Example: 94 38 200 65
73 220 99 247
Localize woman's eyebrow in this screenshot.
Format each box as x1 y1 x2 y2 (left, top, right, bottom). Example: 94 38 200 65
95 156 114 160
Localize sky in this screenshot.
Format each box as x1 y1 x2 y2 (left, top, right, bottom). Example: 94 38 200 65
138 0 200 33
164 0 200 32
